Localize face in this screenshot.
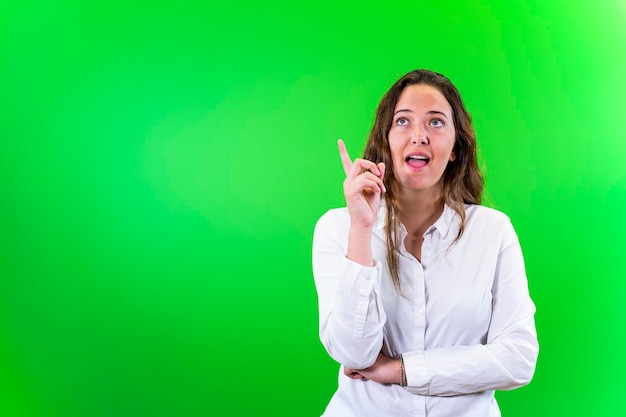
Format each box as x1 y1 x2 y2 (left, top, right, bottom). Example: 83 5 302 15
388 83 456 195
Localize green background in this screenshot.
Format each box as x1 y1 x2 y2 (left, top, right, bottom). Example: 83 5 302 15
1 0 624 416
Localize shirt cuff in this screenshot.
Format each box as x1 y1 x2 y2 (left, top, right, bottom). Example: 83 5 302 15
338 258 382 338
402 350 429 395
342 257 381 286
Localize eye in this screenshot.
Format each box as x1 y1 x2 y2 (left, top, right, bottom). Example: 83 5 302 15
395 117 409 126
429 118 444 127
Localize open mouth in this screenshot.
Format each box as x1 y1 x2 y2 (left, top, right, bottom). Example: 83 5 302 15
405 155 430 168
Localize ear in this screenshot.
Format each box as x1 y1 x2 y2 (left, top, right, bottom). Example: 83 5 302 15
449 150 457 162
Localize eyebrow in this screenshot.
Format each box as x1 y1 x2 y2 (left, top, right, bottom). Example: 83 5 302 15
393 109 449 119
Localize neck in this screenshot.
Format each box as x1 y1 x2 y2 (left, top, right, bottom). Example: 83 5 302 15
396 187 445 238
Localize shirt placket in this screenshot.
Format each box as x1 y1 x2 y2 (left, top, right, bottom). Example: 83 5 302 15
414 231 433 416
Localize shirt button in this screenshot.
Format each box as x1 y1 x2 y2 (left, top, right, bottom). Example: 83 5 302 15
417 308 424 314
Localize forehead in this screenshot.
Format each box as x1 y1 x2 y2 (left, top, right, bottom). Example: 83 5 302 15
395 84 452 113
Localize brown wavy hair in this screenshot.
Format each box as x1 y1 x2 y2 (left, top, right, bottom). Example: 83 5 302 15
363 69 484 292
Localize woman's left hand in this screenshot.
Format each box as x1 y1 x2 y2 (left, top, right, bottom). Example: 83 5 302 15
344 353 402 385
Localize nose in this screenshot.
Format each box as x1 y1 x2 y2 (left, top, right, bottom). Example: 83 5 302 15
411 126 429 145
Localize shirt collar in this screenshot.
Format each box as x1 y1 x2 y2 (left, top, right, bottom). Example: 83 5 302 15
375 201 457 238
427 204 456 239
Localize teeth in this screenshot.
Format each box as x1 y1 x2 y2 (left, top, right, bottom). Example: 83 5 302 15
408 155 428 160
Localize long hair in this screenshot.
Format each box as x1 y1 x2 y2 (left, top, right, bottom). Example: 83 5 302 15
363 69 483 292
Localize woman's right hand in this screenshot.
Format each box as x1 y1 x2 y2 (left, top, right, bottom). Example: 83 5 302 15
338 139 386 230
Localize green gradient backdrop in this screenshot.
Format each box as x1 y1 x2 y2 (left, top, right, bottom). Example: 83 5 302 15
1 1 625 416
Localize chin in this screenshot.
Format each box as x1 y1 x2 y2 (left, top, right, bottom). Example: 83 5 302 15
400 180 443 194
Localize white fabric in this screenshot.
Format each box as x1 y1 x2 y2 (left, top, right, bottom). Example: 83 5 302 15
312 204 538 417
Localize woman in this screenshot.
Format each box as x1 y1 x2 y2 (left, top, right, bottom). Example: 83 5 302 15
312 69 538 417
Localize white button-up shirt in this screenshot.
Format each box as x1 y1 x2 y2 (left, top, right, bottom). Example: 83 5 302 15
312 204 538 417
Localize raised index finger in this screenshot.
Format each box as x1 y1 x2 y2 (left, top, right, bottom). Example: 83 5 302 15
337 139 352 175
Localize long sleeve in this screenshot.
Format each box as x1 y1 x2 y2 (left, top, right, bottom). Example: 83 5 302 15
402 217 539 396
312 209 386 369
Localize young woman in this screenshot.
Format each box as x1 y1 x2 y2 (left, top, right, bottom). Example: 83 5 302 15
312 69 538 417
